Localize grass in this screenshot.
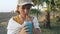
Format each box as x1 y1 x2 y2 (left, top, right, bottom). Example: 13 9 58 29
40 25 60 34
0 20 60 34
39 19 60 34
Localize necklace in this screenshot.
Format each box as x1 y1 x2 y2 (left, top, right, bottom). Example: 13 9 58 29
18 15 25 21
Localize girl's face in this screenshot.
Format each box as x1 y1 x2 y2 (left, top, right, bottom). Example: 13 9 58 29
18 5 31 16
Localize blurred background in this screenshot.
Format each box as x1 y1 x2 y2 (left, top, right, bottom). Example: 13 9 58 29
0 0 60 34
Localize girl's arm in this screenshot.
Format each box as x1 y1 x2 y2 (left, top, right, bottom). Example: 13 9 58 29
33 26 41 34
32 16 41 34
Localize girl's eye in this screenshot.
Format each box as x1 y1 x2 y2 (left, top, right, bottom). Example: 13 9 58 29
22 7 25 9
27 7 30 9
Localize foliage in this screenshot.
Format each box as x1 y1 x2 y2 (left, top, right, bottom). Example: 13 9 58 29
30 9 41 15
32 0 42 5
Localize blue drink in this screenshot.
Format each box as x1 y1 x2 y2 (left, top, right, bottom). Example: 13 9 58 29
24 21 33 34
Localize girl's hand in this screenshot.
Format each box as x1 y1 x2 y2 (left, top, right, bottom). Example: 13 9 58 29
19 26 30 34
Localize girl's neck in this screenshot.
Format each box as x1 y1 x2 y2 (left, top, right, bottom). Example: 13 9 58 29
19 14 30 21
19 15 26 20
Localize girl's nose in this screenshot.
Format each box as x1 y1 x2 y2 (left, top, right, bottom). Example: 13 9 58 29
24 9 28 13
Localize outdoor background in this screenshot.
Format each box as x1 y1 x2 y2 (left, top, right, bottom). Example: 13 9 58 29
0 0 60 34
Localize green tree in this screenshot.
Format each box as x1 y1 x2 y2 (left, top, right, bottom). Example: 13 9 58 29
30 9 41 18
44 0 59 29
32 0 51 28
32 0 42 18
44 0 52 29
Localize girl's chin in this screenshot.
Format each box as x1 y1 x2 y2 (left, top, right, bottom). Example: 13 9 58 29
22 14 28 16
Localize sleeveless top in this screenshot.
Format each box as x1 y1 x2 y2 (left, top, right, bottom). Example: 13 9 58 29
7 16 40 34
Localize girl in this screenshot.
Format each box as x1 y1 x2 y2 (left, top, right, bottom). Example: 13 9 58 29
7 0 41 34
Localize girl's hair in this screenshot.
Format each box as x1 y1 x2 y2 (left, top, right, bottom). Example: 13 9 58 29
16 5 20 14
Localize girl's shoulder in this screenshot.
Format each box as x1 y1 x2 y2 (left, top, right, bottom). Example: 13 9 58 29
7 16 20 29
12 15 37 25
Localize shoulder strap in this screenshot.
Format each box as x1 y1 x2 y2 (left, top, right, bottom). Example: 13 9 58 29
13 15 24 25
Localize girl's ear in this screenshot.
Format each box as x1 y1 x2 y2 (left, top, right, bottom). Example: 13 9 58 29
17 5 19 11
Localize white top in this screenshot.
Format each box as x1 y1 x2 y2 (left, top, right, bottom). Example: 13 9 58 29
7 16 40 34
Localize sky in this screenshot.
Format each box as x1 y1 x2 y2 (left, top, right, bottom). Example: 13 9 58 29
0 0 18 12
0 0 47 12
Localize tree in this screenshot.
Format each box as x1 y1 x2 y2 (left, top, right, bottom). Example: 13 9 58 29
44 0 59 29
44 0 52 29
32 0 51 28
30 9 41 18
32 0 42 18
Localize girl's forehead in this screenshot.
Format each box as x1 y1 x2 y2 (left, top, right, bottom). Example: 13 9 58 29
20 4 32 7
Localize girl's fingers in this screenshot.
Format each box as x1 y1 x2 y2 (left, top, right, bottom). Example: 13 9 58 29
25 31 30 34
22 26 28 30
24 29 29 32
23 26 30 30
